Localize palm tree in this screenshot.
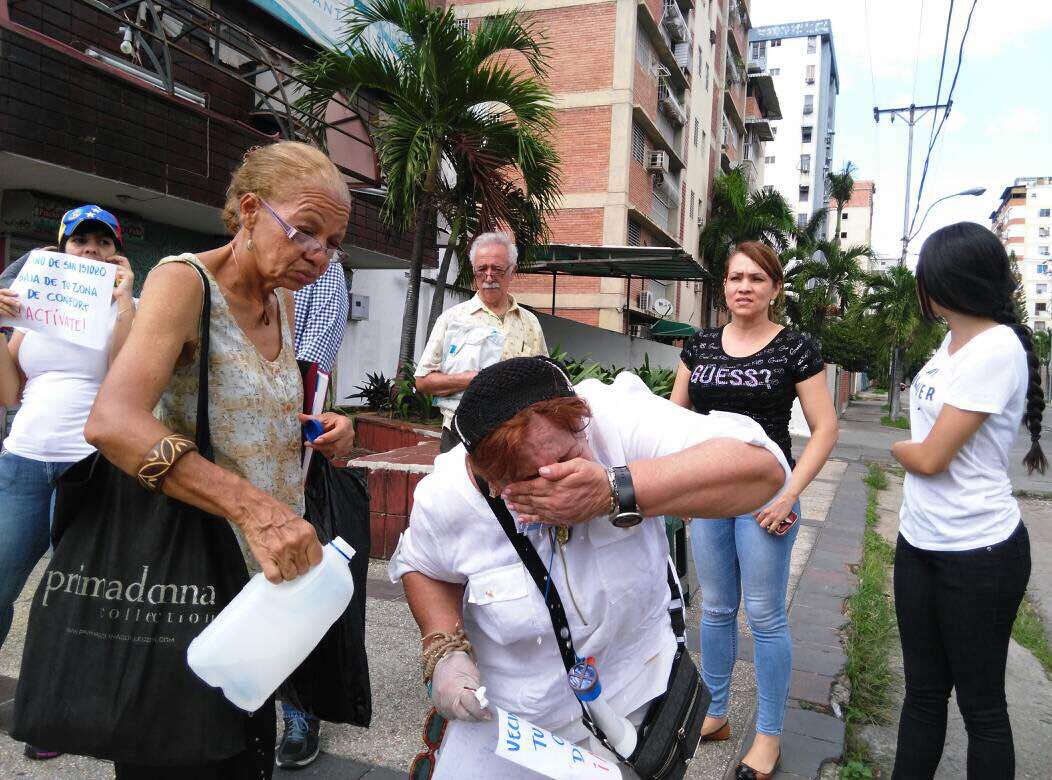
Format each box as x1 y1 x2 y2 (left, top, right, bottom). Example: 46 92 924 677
296 0 559 370
698 166 794 318
784 240 870 338
826 162 857 245
780 206 829 272
1033 329 1051 402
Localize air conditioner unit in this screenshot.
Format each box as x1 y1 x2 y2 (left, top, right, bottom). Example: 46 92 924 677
647 150 670 173
629 323 651 339
637 289 655 311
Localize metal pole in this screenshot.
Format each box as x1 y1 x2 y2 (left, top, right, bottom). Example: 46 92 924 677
551 272 557 315
625 276 632 335
899 104 916 268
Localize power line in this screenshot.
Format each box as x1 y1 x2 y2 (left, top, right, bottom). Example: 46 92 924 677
911 0 927 102
863 0 879 106
926 0 954 153
908 0 979 235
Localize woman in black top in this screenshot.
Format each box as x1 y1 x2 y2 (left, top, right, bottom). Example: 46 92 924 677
671 241 838 779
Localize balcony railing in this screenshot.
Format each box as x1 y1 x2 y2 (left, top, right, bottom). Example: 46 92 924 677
662 0 689 44
658 82 687 126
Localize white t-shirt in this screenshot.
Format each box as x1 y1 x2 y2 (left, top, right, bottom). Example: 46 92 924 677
390 372 790 740
3 303 120 462
900 325 1028 551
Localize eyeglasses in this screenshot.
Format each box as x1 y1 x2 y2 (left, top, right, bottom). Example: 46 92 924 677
259 199 348 265
473 264 510 279
408 708 447 780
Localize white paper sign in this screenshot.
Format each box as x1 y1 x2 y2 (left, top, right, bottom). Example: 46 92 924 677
432 709 621 780
496 708 622 780
0 250 116 350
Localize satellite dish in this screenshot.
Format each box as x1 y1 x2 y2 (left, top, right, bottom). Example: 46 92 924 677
653 298 674 316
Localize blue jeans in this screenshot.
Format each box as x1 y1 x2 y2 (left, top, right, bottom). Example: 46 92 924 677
690 501 800 736
0 450 77 647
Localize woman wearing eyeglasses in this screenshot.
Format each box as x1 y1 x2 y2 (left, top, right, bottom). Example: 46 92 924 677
85 141 357 778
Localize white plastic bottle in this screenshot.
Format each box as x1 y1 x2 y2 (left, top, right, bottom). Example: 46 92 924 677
568 657 638 759
187 537 356 712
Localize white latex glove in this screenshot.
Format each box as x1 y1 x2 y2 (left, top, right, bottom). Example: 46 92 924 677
431 651 492 721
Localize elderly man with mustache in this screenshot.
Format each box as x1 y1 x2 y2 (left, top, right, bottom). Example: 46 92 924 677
416 232 548 453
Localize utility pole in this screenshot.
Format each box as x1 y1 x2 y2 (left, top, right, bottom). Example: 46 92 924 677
873 101 952 420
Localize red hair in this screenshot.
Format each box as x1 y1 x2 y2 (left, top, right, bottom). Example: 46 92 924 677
468 397 591 486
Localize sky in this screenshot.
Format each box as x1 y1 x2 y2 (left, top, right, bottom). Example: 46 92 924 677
749 0 1052 262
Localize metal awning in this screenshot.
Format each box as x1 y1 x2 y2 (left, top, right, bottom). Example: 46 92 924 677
650 319 698 338
523 244 711 281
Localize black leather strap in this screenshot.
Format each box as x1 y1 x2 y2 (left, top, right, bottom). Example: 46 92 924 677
612 466 637 513
183 261 213 460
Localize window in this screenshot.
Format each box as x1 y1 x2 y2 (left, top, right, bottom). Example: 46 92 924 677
689 191 695 219
799 185 810 202
771 39 782 47
797 213 808 228
805 64 816 84
842 212 849 220
702 129 707 145
803 94 814 115
1038 303 1048 314
632 125 645 164
772 126 778 135
705 62 710 89
1041 208 1051 217
1038 263 1049 275
1038 321 1048 332
694 117 700 147
801 125 813 143
800 154 811 173
807 36 817 54
1041 246 1051 257
841 231 848 239
770 67 780 76
698 198 703 220
1038 284 1048 295
454 18 469 34
764 155 776 164
628 220 642 246
1040 227 1050 237
750 41 767 60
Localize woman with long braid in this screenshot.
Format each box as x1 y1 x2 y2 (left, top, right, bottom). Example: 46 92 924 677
890 221 1045 779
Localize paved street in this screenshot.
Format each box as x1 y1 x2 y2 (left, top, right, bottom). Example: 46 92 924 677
1 395 1048 778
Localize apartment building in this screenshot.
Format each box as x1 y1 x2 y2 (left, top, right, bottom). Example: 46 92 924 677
747 20 839 235
991 177 1052 332
452 0 752 336
828 180 875 247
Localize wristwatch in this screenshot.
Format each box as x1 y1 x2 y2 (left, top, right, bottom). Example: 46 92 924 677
607 466 644 528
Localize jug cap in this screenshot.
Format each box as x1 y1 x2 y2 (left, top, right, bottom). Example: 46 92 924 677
330 537 355 562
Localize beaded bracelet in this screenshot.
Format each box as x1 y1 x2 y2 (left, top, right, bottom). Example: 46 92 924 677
137 433 198 492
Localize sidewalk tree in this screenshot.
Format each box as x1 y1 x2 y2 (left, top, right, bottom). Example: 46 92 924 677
784 240 870 338
1033 329 1051 402
699 166 794 315
826 162 857 245
296 0 559 371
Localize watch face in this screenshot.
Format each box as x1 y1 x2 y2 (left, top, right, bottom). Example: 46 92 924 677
611 512 644 528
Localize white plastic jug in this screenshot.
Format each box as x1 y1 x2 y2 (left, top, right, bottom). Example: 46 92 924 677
187 537 356 712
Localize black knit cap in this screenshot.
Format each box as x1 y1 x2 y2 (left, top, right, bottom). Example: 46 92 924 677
452 356 576 452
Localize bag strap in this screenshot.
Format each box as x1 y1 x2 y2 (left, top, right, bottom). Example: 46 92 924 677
474 474 689 761
180 260 213 459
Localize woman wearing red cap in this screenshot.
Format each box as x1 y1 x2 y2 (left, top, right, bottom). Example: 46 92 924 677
0 205 135 761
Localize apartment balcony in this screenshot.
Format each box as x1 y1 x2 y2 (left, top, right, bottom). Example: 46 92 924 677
662 0 690 44
637 1 689 91
747 64 781 120
633 105 685 171
658 81 687 127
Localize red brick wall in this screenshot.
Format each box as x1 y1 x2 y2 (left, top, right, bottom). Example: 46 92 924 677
551 107 612 193
533 4 617 93
512 273 602 298
546 207 606 244
549 308 602 327
629 162 654 216
635 63 659 126
643 0 664 26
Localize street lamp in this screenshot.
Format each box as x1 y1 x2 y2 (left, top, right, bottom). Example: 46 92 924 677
908 187 987 244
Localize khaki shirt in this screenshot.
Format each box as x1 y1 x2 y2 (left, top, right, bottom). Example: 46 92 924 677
416 294 548 427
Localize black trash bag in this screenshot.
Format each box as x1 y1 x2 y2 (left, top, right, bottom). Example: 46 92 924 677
280 456 372 726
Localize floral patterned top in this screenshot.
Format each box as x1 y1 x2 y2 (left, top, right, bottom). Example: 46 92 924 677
153 254 304 568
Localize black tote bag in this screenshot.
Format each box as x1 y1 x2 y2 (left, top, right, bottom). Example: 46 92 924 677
280 457 372 726
12 262 256 766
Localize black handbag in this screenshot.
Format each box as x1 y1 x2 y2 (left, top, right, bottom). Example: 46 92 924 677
478 480 710 780
12 262 263 766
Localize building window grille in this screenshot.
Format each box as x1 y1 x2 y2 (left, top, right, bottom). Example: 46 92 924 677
807 36 817 54
805 64 816 84
799 186 810 202
694 117 700 146
764 155 775 164
800 154 811 173
797 213 808 228
632 125 646 164
803 95 814 115
628 221 642 246
801 125 813 143
771 39 781 47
